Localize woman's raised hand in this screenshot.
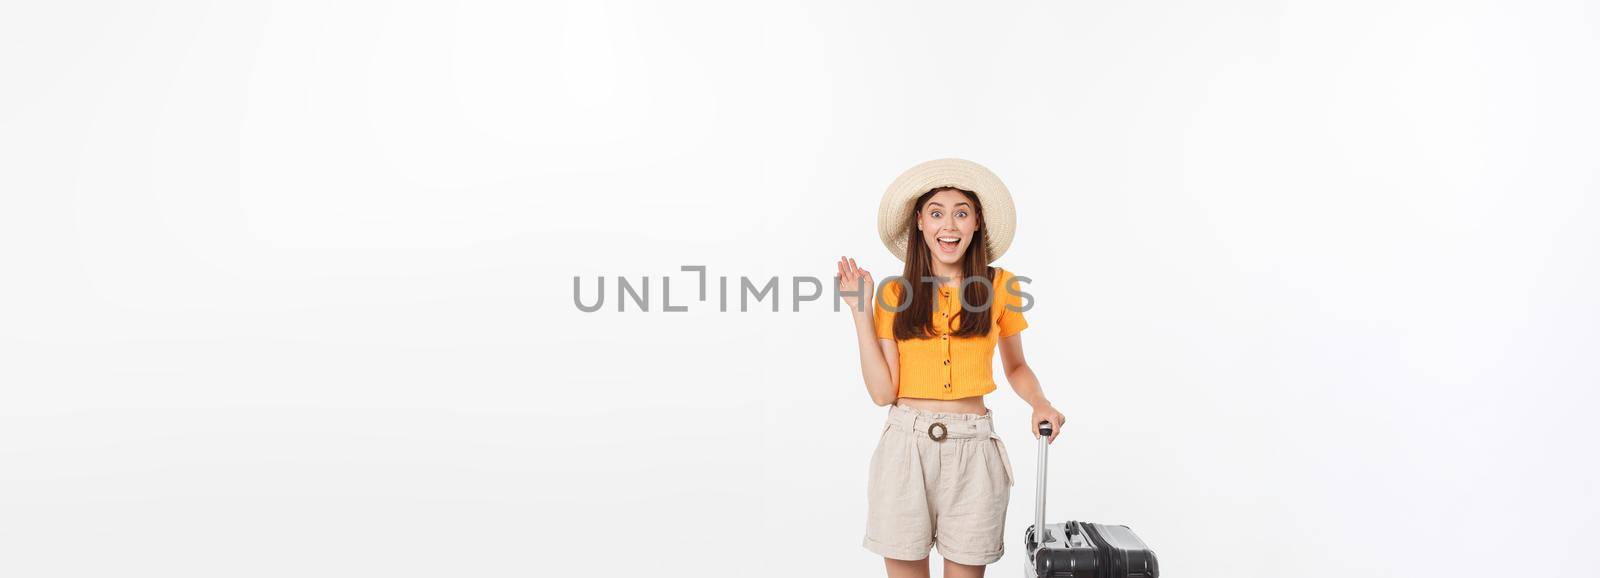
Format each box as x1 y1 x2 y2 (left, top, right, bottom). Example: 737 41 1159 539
836 256 874 314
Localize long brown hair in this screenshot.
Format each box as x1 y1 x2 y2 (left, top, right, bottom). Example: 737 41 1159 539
889 187 997 340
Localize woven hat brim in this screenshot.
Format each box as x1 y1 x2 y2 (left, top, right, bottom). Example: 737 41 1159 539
877 158 1016 263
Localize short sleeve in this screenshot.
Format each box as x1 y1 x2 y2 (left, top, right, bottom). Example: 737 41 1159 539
996 268 1030 337
874 282 899 340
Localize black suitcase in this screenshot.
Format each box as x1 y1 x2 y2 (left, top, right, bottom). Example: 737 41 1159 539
1023 421 1160 578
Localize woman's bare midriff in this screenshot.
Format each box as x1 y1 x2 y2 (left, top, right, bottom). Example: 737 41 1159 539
894 395 987 415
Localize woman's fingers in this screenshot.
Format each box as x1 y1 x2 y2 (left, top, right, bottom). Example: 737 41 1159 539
836 257 873 302
838 257 862 289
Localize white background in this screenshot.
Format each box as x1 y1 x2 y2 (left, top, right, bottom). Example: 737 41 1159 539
2 1 1597 576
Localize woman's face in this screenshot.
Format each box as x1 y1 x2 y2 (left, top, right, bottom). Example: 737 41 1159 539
916 188 980 268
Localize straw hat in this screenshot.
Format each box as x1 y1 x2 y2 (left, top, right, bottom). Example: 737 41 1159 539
877 158 1016 263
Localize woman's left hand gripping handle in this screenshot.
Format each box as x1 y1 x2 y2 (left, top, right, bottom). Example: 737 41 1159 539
1032 404 1065 444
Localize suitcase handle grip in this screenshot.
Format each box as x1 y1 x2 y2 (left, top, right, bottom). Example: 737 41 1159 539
1034 420 1051 551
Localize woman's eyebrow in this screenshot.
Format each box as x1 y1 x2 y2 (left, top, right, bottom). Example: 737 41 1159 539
926 202 972 208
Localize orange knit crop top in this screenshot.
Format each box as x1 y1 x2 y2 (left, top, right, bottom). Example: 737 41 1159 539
873 267 1030 400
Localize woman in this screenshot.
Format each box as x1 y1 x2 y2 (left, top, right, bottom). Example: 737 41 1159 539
836 158 1064 578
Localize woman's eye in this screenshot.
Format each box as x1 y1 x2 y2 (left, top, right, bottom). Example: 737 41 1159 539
958 211 969 218
930 211 942 218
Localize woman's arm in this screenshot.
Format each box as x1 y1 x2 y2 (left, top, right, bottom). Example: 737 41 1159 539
838 256 898 406
850 310 899 405
999 333 1065 442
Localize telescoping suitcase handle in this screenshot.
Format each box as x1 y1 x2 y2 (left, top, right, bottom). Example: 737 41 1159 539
1034 420 1052 549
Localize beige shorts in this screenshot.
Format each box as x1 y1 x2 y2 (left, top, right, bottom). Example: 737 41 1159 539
862 403 1016 566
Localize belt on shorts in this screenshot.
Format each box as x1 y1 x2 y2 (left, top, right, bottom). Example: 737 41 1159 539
884 404 1016 486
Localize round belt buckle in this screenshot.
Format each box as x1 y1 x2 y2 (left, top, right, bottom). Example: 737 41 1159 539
928 421 948 442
